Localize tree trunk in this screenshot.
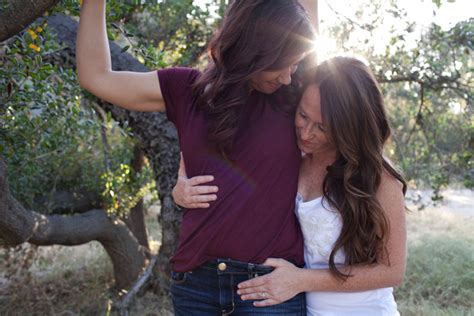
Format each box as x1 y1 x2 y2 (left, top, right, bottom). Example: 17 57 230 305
0 0 60 42
1 5 182 295
45 14 182 294
0 158 146 290
125 146 150 252
33 189 101 214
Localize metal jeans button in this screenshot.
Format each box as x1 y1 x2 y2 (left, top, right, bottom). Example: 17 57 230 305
218 262 227 271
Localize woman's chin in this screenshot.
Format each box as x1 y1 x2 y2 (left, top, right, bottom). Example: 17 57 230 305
298 144 313 154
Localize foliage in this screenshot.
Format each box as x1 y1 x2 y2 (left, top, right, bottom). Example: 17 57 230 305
1 0 224 215
101 162 156 218
57 0 219 68
0 22 153 216
380 20 472 196
1 23 100 209
322 1 473 197
126 0 219 66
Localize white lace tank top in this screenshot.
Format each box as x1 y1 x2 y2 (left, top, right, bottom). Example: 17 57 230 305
295 193 400 316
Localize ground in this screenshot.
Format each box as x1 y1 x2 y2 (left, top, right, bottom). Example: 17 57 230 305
0 189 472 315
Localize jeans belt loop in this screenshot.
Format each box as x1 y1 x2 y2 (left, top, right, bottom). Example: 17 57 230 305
247 263 258 279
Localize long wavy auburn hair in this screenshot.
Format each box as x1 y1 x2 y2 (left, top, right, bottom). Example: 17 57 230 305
193 0 316 156
313 57 407 280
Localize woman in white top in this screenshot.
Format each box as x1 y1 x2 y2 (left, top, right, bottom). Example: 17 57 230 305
173 56 407 315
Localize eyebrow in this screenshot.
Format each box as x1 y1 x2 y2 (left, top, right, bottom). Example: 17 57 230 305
299 103 323 125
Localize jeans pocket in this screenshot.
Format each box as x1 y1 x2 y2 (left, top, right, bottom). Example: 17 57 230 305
170 271 188 285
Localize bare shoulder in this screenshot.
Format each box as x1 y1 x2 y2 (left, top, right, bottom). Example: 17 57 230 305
377 170 405 212
380 170 404 192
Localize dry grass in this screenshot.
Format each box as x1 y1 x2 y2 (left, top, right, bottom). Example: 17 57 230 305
395 196 474 316
1 193 473 315
0 242 114 315
0 204 168 316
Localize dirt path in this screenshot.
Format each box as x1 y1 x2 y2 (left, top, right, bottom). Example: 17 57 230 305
406 189 473 217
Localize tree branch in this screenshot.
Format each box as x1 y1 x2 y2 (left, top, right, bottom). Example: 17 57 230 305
45 14 182 293
116 255 158 316
0 157 146 290
405 82 424 146
0 0 60 42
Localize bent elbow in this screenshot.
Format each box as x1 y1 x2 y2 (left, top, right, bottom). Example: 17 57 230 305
391 268 406 287
77 75 89 91
392 274 404 287
77 68 105 96
77 68 91 91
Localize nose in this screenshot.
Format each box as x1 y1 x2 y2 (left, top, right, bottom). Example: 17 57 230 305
277 67 292 85
300 122 314 140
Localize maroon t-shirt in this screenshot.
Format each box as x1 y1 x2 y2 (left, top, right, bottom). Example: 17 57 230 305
158 67 304 272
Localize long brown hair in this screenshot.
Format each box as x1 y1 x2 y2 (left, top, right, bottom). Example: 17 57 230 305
193 0 315 156
313 57 407 280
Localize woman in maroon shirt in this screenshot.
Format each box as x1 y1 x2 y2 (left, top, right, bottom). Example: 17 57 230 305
77 0 316 314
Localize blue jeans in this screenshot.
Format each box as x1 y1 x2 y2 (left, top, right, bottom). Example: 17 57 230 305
170 259 306 315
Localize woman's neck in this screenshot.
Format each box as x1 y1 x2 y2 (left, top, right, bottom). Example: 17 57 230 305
305 149 337 168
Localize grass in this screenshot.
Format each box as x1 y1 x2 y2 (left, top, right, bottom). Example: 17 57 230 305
395 206 474 316
0 242 115 315
0 196 473 315
396 235 474 315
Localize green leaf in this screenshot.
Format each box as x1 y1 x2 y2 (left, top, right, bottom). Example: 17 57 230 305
121 45 130 53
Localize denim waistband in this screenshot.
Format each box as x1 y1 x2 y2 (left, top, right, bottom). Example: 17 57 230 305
201 258 274 276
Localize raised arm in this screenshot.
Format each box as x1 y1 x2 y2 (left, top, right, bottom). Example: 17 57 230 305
299 0 318 33
76 0 165 111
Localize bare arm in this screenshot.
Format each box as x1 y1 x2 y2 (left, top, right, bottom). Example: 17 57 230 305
76 0 165 111
298 173 407 291
237 173 406 306
299 0 319 33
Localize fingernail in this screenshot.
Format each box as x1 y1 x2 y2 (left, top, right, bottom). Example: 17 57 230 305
236 290 241 295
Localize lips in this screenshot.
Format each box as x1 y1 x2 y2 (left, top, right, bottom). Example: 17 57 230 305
299 139 313 147
268 82 281 90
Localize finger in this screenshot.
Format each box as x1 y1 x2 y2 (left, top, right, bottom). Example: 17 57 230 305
189 185 218 195
178 152 187 177
238 285 267 297
238 275 268 290
253 299 279 307
237 286 269 301
190 194 217 203
189 175 215 186
188 203 210 209
262 258 281 267
193 185 219 194
240 292 265 301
